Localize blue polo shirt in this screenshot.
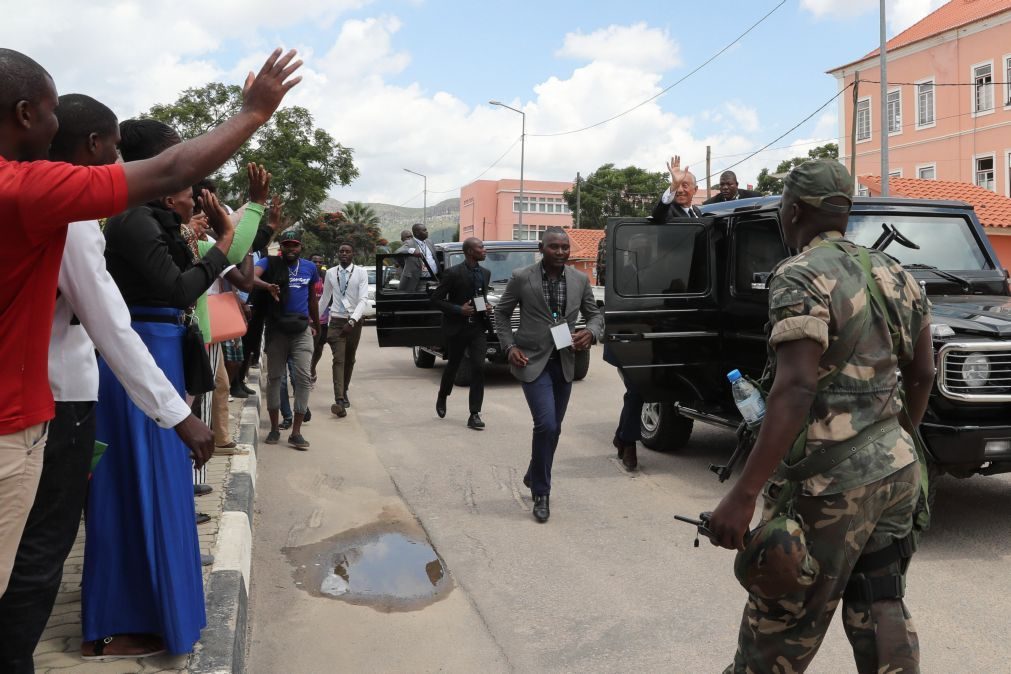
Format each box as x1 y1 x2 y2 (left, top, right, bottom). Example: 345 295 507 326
257 256 318 317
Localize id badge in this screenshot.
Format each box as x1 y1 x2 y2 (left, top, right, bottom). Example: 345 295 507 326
341 296 352 312
550 322 573 350
473 296 487 312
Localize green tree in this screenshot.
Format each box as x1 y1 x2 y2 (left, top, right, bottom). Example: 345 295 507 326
342 201 380 227
337 202 383 264
755 143 839 195
301 211 346 263
562 164 668 229
143 84 359 227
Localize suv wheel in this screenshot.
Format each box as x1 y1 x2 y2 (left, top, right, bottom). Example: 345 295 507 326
573 349 591 381
639 402 693 452
413 346 436 369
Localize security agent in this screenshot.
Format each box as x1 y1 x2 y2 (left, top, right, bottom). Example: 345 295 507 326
432 237 492 429
703 170 761 204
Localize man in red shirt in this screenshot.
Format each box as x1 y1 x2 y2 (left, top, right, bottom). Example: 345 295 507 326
0 46 303 596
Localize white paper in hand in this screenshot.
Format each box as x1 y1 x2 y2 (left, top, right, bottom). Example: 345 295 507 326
473 296 487 312
550 323 573 350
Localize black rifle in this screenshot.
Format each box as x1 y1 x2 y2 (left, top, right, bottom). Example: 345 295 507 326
709 422 756 482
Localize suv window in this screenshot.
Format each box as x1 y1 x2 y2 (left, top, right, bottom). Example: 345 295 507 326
445 249 541 284
614 222 709 296
734 218 787 293
847 214 990 270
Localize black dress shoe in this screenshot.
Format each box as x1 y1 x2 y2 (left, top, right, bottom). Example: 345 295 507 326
193 484 213 497
436 394 447 419
613 436 625 460
467 413 485 430
532 495 550 523
523 475 531 490
342 394 351 408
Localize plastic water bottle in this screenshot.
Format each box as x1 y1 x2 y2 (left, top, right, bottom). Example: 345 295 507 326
728 369 765 429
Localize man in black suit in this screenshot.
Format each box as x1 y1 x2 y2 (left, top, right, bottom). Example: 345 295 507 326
432 237 492 430
703 170 762 204
651 155 703 221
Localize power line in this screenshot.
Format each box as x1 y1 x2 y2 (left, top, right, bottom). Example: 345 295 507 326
427 135 522 194
527 0 786 138
710 83 855 180
396 189 425 208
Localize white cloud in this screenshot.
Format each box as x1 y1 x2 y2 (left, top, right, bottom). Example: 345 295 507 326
800 0 945 34
555 22 681 71
724 102 760 133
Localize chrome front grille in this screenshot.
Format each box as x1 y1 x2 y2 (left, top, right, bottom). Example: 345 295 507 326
938 342 1011 402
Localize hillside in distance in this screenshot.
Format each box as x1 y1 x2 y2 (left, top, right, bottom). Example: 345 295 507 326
321 197 460 244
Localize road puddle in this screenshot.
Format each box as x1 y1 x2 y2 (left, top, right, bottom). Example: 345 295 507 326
284 520 452 612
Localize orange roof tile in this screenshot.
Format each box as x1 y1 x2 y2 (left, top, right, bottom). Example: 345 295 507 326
566 228 605 260
832 0 1011 70
858 175 1011 227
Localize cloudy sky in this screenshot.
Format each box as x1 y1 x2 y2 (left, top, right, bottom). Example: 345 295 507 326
3 0 945 206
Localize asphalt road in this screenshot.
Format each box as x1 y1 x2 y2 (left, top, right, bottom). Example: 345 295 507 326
247 328 1011 673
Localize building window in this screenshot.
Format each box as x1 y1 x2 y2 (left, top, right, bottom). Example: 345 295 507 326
916 80 935 127
1006 56 1011 106
975 155 995 191
917 164 936 180
512 223 550 241
886 90 902 134
888 169 902 178
973 63 994 113
856 98 871 142
857 185 870 197
512 196 570 214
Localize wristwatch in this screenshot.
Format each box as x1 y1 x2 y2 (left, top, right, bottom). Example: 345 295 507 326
348 318 357 328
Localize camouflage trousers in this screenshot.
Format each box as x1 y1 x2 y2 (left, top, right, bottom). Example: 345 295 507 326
726 461 920 674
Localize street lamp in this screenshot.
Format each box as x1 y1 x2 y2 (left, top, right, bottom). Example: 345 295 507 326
403 168 427 227
489 100 526 232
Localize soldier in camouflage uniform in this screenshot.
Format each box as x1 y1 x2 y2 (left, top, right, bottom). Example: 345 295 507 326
707 160 936 673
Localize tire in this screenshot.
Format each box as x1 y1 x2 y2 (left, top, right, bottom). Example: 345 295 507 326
455 354 473 387
639 402 693 452
573 349 591 381
413 346 436 369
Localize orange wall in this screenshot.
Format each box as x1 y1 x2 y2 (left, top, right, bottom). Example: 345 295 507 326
459 178 575 242
987 231 1011 268
833 13 1011 194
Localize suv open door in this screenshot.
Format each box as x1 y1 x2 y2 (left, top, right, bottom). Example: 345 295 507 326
374 253 445 348
603 216 722 405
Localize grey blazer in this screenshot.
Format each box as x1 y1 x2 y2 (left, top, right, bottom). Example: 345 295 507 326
399 237 438 291
494 262 605 383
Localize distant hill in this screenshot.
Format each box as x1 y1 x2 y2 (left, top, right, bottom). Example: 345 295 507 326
320 197 460 244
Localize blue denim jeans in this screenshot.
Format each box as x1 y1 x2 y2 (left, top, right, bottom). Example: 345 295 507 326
616 373 644 444
521 357 572 496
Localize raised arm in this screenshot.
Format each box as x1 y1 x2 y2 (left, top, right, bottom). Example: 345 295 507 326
121 49 302 207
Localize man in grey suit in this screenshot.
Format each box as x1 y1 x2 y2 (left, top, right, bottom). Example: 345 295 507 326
494 228 604 523
398 222 439 291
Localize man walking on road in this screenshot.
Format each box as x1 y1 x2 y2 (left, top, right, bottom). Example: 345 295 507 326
255 231 319 449
707 161 935 673
494 229 604 523
432 237 492 430
317 242 369 418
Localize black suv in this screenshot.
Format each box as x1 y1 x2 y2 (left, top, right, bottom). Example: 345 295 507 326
375 240 595 384
604 196 1011 481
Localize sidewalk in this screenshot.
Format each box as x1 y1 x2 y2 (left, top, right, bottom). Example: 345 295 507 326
30 377 259 673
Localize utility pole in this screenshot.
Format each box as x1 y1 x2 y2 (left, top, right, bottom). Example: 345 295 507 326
850 71 860 190
575 172 581 228
879 0 889 196
705 145 712 197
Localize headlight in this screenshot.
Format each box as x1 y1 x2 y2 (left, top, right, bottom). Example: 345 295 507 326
962 354 991 387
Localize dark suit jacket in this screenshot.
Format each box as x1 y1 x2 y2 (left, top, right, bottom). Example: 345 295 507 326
650 198 702 222
431 261 492 336
703 189 762 205
493 263 604 383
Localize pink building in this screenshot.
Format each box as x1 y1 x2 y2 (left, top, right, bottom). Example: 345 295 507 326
459 178 574 242
828 0 1011 199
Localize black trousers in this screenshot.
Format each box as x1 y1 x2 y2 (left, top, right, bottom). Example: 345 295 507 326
0 401 95 673
438 324 487 414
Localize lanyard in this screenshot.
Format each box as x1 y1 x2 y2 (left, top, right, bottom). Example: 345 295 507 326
470 265 486 299
337 264 353 297
547 277 561 319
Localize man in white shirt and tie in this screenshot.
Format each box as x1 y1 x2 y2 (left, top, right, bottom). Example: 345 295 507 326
318 242 370 417
650 155 702 221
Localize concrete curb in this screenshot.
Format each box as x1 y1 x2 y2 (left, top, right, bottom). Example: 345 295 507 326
191 370 260 674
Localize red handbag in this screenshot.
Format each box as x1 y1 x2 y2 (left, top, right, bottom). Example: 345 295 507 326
206 292 248 343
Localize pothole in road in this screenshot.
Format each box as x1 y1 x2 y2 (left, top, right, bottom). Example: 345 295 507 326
284 521 453 612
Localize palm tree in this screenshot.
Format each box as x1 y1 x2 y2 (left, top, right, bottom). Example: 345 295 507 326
342 202 380 227
339 202 382 264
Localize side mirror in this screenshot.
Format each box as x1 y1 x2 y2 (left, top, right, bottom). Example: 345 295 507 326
751 272 771 291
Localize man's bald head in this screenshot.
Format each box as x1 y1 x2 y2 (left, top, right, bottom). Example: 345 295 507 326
0 49 59 161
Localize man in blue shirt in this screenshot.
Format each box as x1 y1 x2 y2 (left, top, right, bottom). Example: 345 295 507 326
253 232 319 449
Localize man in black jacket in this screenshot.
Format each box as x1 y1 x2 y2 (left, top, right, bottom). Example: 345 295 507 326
651 155 702 221
432 237 492 430
703 170 762 204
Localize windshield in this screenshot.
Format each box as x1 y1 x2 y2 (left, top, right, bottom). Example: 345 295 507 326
446 249 542 284
367 268 376 284
846 214 991 270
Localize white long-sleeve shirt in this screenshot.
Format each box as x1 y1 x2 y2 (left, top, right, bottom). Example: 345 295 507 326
48 220 192 428
317 263 369 323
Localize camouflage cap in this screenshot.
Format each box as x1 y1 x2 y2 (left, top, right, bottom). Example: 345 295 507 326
734 515 820 599
278 230 301 245
783 159 853 214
